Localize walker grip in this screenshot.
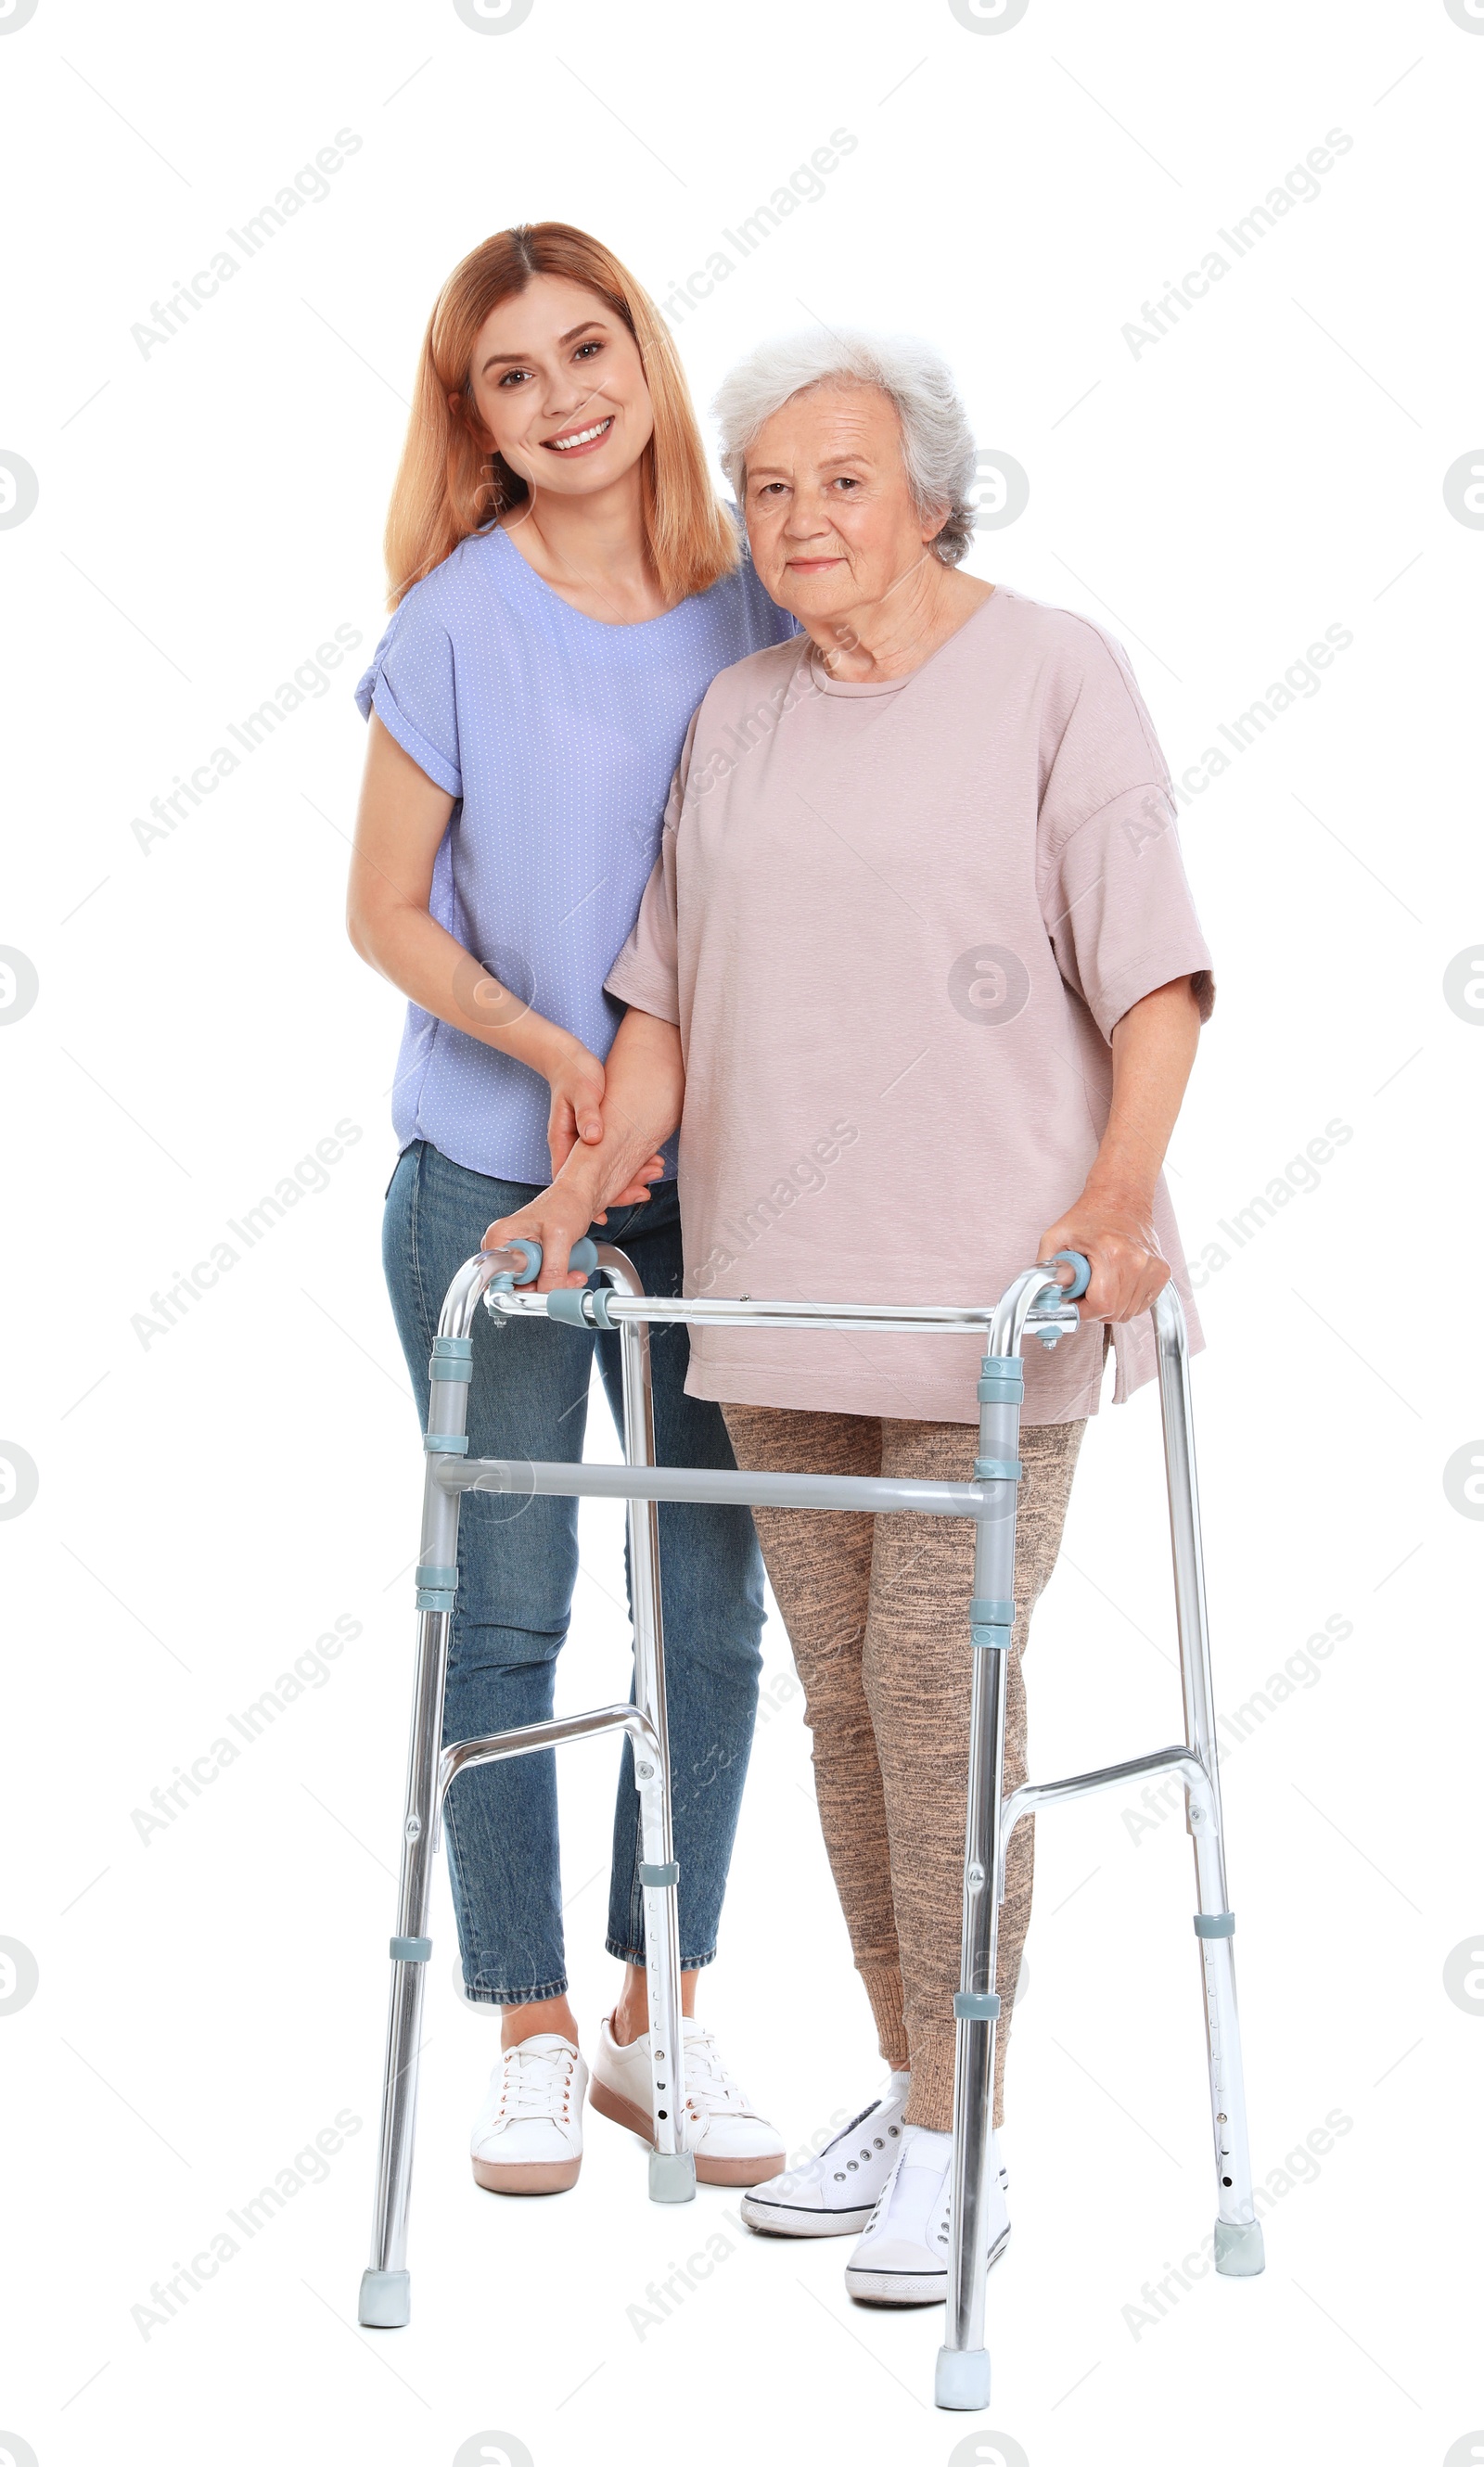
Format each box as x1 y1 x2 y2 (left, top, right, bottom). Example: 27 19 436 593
504 1235 600 1285
1045 1248 1092 1301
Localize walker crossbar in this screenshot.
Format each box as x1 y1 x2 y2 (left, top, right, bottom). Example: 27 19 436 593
359 1242 1262 2413
996 1745 1211 1901
487 1288 1083 1338
433 1705 664 1853
441 1456 1006 1518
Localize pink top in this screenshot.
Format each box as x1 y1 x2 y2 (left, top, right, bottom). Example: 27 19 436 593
606 587 1214 1425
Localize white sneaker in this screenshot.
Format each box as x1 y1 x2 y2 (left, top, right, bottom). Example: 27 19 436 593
469 2034 587 2194
844 2123 1011 2306
588 2014 785 2187
740 2076 912 2237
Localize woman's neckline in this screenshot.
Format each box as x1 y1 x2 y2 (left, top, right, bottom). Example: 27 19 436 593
807 583 1004 697
488 518 697 634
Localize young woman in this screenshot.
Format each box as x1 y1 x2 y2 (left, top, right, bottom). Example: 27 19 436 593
347 224 793 2196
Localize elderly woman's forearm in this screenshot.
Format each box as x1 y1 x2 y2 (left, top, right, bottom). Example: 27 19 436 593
556 1009 684 1207
1084 977 1201 1204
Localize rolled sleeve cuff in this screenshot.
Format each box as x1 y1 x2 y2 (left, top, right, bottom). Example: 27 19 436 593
604 954 682 1027
1094 944 1216 1041
370 679 462 800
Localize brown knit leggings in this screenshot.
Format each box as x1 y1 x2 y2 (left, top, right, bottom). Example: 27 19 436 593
723 1405 1085 2131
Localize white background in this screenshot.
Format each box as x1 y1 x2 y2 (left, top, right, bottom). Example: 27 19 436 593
2 1 1481 2461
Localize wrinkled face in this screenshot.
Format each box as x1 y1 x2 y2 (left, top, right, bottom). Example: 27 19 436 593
741 381 944 627
463 273 654 499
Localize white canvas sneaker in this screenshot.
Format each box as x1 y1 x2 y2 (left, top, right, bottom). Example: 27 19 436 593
469 2034 587 2194
740 2077 912 2237
588 2014 785 2187
844 2122 1011 2306
742 2078 1010 2240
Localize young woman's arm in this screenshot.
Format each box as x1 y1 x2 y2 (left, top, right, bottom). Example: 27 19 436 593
482 1007 685 1285
347 716 661 1191
1037 975 1201 1321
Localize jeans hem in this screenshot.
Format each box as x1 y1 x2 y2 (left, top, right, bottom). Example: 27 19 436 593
605 1939 716 1972
460 1977 569 2008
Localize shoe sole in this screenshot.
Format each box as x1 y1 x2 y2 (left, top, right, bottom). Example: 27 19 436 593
845 2223 1013 2307
739 2195 875 2237
588 2077 785 2188
470 2154 582 2194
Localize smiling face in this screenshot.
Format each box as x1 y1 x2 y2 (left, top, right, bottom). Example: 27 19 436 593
741 382 946 629
462 272 656 501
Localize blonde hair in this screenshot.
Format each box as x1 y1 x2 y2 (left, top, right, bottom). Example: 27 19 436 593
383 223 738 608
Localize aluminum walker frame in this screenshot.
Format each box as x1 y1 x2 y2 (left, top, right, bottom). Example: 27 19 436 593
359 1237 1263 2413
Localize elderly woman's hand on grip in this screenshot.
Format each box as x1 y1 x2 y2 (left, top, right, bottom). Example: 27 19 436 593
1038 1189 1171 1323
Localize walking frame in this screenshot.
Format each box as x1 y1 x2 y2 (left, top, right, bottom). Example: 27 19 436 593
358 1237 1264 2411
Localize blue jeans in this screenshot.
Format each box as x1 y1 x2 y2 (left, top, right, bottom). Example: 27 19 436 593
383 1141 765 2002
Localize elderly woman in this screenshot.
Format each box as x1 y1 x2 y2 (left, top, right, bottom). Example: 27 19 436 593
487 329 1213 2306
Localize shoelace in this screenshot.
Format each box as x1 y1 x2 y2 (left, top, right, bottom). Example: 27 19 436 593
682 2027 754 2118
496 2043 576 2122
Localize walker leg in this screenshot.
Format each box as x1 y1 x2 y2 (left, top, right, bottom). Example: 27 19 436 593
360 1328 470 2327
359 1605 454 2325
938 1346 1023 2409
1154 1285 1263 2275
612 1281 695 2205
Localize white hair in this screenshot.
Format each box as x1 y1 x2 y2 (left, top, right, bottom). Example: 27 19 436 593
713 326 979 565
